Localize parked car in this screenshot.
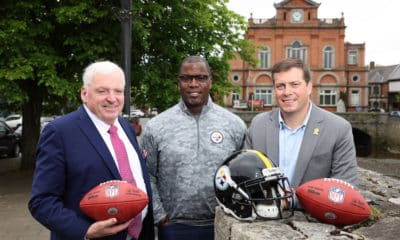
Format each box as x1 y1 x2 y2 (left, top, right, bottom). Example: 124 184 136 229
150 108 158 117
368 108 385 113
390 111 400 117
0 120 21 158
4 114 22 129
130 109 145 117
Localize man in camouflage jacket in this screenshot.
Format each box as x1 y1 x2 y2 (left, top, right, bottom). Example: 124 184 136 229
141 56 246 240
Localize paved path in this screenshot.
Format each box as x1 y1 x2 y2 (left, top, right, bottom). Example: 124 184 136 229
0 157 49 239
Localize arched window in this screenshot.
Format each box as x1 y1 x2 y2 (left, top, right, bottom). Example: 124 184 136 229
259 46 271 69
286 41 307 63
323 46 334 69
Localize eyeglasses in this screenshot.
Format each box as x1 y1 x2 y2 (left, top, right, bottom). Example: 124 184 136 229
178 75 210 84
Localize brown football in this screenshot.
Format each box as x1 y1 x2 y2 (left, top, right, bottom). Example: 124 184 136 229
80 180 148 223
296 178 370 225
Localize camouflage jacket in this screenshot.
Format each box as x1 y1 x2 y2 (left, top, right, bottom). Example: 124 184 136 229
141 97 246 225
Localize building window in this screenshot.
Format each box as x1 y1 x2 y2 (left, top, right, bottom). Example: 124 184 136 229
231 92 240 106
348 50 358 65
287 41 307 63
232 74 240 82
350 89 360 106
323 46 334 69
259 47 270 69
352 74 360 82
319 89 337 106
255 88 273 106
372 85 380 96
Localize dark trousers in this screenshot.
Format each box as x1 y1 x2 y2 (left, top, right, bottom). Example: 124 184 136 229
158 223 214 240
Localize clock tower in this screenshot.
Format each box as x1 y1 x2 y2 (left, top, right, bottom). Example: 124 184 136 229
274 0 320 25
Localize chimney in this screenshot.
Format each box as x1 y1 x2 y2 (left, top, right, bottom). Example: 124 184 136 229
370 61 375 70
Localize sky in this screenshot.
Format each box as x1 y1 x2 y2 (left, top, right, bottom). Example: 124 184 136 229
226 0 400 66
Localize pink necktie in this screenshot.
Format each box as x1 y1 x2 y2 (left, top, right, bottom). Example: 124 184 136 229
108 124 142 239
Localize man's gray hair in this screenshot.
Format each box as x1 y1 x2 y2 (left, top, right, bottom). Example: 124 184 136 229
82 61 125 87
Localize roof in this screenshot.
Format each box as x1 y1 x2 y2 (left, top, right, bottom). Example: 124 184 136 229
388 64 400 80
368 65 398 83
274 0 320 8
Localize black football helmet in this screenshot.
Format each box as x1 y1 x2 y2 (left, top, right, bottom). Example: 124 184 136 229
214 149 293 220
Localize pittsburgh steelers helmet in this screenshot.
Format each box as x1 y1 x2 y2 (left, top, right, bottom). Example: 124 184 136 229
214 149 293 220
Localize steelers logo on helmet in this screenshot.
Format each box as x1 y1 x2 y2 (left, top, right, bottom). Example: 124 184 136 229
215 165 230 191
213 149 294 221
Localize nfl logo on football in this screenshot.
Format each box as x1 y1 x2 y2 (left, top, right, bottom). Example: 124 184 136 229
105 185 119 198
328 187 345 204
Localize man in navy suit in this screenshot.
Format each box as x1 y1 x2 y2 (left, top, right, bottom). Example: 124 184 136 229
29 61 154 240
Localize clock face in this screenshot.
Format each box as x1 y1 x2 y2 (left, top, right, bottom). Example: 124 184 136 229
291 10 304 23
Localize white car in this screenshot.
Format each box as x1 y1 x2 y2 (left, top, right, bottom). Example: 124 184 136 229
130 109 145 117
5 114 22 129
390 111 400 117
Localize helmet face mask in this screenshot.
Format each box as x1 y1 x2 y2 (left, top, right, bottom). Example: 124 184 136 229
214 150 294 221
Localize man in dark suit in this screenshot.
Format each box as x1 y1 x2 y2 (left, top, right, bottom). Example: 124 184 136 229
245 58 358 207
29 61 154 240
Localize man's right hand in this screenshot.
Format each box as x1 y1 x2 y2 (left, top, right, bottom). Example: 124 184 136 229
158 216 170 227
85 218 131 239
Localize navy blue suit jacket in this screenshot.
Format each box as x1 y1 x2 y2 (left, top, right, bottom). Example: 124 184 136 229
29 106 154 240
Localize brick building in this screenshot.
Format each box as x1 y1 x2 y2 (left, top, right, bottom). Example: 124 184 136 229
226 0 368 112
367 62 393 112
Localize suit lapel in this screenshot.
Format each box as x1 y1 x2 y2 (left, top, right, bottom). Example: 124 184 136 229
292 107 323 187
76 106 121 179
266 110 280 167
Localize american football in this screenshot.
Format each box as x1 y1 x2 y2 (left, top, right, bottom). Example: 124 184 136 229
80 180 148 223
296 178 370 225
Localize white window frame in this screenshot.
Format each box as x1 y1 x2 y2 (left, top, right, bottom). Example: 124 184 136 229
259 47 270 69
319 88 337 106
286 41 307 63
350 89 361 106
323 46 334 69
255 88 273 106
231 92 240 105
348 50 358 65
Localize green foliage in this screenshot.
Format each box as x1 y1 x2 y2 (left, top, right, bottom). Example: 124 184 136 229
131 0 256 110
0 0 255 113
0 0 121 113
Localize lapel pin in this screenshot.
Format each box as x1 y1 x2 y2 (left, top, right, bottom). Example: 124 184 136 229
313 128 319 135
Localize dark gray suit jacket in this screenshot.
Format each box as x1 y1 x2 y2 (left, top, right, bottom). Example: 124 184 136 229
244 104 358 188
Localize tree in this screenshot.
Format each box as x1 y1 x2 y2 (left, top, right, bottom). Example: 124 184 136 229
0 0 121 169
0 0 255 169
131 0 256 110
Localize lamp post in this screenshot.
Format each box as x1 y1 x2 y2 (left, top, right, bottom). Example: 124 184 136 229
119 0 132 116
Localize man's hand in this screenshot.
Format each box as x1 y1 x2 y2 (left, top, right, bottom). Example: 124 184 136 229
278 186 293 210
85 218 131 239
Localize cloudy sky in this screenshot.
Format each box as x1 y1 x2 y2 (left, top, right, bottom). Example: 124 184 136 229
227 0 400 66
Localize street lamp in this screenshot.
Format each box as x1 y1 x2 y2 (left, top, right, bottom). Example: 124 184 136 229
118 0 132 116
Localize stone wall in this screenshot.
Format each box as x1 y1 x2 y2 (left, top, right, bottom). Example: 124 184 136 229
215 167 400 240
232 110 400 155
